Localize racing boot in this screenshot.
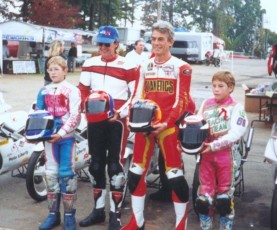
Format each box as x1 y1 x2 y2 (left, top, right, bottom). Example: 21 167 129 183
199 214 213 230
79 188 106 227
62 193 77 230
121 195 145 230
174 201 189 230
39 192 61 230
109 211 121 230
109 191 124 230
219 216 233 230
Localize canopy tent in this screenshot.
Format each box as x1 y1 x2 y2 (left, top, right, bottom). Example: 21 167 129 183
0 20 95 44
0 21 43 42
0 21 95 74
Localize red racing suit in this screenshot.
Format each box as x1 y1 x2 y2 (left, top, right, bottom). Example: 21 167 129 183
126 55 192 229
197 96 248 200
132 56 192 173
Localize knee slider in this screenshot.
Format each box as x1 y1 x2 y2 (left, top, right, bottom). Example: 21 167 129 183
88 161 106 188
110 172 126 190
107 162 123 178
60 175 77 193
167 168 189 202
89 161 101 181
128 171 142 194
195 196 212 215
215 194 232 217
128 163 144 194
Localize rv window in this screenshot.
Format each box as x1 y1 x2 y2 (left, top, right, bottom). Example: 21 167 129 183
173 41 188 48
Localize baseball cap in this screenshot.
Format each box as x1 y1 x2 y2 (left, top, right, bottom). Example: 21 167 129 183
96 26 119 44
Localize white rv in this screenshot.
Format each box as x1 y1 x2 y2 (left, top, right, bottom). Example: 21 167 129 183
116 27 141 46
144 31 214 63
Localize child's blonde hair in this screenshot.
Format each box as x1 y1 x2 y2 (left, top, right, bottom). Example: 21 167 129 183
48 40 64 57
212 71 235 92
47 56 67 70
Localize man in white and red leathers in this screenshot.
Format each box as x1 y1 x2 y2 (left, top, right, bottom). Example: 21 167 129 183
78 26 139 230
122 20 193 230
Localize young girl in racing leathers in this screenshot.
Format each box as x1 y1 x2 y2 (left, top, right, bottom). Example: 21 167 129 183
36 56 81 230
196 71 248 230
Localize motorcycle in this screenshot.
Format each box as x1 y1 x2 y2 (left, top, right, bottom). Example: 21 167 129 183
205 50 221 67
25 113 90 201
264 121 277 230
0 92 43 177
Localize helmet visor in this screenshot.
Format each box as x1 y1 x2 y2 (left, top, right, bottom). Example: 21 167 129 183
130 108 154 123
26 117 54 131
86 100 107 114
180 126 208 146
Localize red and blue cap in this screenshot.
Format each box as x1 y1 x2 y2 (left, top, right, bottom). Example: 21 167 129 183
96 26 119 44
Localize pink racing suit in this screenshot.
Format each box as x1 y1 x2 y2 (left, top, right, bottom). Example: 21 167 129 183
197 96 248 201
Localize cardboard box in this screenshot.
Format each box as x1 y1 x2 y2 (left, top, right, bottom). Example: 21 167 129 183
243 84 277 114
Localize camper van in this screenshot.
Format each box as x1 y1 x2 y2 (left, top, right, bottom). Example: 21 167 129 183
144 31 213 63
171 40 198 62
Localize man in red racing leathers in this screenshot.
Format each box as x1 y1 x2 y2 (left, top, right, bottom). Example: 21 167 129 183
122 20 193 230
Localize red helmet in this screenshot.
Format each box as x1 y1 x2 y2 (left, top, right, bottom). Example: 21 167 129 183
85 90 114 123
129 99 162 132
178 115 210 155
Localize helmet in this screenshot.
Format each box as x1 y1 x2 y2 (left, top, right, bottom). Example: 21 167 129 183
85 90 114 123
129 99 162 132
25 110 55 142
178 115 209 155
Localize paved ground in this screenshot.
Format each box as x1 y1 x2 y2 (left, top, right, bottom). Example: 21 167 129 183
0 58 275 229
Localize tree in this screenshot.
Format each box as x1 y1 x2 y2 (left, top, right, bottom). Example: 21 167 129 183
29 0 82 28
0 0 20 21
140 0 189 29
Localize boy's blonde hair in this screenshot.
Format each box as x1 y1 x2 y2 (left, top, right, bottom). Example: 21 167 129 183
47 56 67 70
212 71 235 91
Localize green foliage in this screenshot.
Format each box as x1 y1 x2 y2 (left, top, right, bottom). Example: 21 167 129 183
1 0 276 57
137 0 275 57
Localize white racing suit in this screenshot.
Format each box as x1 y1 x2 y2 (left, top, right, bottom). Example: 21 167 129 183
36 80 81 225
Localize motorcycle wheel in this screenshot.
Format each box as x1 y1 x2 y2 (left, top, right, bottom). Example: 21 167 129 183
192 162 200 216
271 184 277 229
214 58 221 67
205 59 210 66
26 151 47 202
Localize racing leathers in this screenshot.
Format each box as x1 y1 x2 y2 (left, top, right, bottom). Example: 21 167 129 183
196 96 248 230
36 79 81 228
122 56 192 230
78 54 139 228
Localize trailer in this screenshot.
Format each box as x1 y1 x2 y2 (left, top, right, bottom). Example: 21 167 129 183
116 27 141 46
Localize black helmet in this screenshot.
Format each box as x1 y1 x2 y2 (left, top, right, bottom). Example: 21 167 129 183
178 115 210 155
129 99 161 132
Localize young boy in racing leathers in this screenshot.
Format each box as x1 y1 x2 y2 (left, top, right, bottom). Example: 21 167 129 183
196 71 248 230
36 56 81 230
